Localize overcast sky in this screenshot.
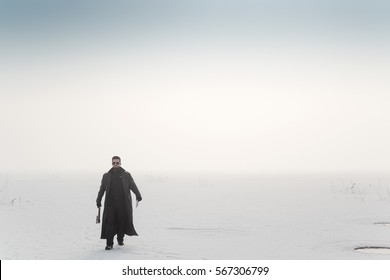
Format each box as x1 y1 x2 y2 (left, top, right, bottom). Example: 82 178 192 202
1 0 389 174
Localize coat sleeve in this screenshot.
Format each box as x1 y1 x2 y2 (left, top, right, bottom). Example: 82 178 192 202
96 174 106 205
127 172 142 200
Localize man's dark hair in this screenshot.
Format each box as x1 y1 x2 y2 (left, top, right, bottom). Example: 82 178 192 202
112 156 121 161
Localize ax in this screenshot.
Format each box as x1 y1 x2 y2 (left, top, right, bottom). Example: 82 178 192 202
96 206 101 224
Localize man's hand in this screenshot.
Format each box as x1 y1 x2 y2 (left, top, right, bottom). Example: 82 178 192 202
97 202 102 208
136 197 142 202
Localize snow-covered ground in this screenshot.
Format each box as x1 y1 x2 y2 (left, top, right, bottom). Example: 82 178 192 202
1 172 390 260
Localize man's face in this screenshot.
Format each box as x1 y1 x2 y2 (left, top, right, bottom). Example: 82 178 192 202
112 159 121 168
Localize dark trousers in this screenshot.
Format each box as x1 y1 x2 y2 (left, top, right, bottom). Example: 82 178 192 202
105 198 127 246
106 233 124 246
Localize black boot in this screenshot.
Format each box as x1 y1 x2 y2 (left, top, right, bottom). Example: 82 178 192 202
106 237 114 250
117 234 124 246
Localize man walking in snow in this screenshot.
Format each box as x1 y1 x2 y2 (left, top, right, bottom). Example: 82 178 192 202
96 156 142 250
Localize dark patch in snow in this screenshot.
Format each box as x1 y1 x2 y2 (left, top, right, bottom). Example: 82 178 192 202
374 222 390 226
355 246 390 254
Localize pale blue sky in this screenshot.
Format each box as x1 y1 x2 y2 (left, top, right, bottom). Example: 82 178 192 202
1 0 389 49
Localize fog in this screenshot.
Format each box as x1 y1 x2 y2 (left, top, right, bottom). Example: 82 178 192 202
1 0 389 174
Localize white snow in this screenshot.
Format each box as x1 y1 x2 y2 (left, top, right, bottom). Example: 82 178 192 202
1 172 390 259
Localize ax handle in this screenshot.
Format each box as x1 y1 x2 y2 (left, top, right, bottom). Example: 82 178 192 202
96 207 101 224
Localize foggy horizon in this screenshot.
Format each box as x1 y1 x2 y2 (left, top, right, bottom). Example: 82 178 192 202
1 0 389 175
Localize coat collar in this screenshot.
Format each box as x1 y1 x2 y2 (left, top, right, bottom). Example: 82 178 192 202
108 167 125 174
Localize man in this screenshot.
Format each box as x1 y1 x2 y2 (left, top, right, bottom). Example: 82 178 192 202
96 156 142 250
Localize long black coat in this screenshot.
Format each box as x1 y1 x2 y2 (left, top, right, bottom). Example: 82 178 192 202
96 167 142 239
